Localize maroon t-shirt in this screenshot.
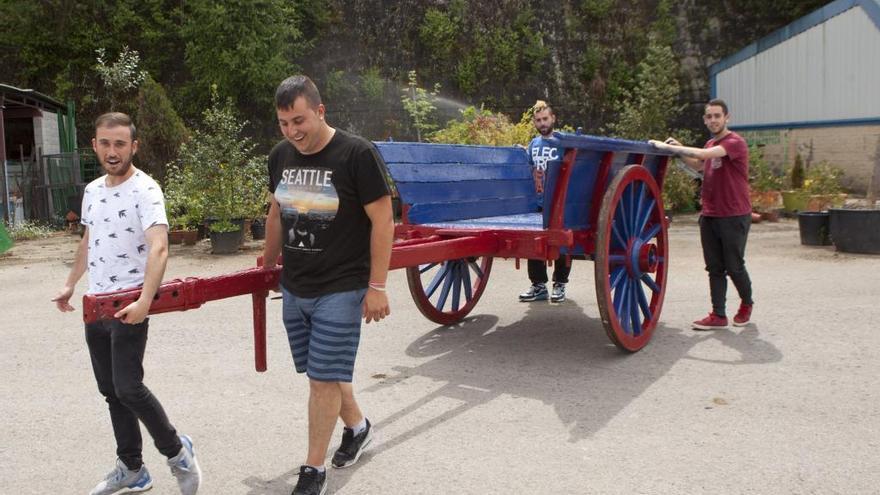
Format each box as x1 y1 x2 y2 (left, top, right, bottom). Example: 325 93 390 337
700 131 751 217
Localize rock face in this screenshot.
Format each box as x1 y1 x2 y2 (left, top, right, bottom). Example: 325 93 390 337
297 0 827 140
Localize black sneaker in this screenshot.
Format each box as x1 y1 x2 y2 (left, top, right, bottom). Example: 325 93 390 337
292 465 326 495
331 418 374 468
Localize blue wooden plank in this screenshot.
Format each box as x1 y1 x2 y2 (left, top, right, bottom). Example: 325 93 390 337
387 162 532 182
422 213 545 230
375 142 529 165
407 196 538 224
541 151 603 230
396 179 536 205
551 132 675 156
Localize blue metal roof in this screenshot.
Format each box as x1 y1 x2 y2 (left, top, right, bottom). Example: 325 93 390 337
709 0 880 79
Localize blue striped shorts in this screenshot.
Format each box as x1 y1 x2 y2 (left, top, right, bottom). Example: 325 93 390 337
280 286 366 383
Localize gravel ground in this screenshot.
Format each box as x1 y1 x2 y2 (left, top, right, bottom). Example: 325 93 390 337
2 215 879 494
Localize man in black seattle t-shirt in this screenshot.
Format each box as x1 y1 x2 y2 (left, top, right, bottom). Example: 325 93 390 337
262 75 393 495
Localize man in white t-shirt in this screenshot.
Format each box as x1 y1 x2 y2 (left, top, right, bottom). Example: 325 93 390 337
52 113 201 495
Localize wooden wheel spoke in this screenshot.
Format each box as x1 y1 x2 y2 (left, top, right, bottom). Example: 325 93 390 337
468 259 484 279
608 253 627 265
629 280 642 336
424 264 448 298
640 223 662 243
616 197 631 238
641 273 660 293
636 198 656 238
462 262 473 301
612 220 628 249
610 266 626 290
419 262 439 274
451 263 462 312
636 279 652 322
435 266 455 310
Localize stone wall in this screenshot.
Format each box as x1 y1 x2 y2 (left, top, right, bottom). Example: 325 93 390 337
737 124 880 193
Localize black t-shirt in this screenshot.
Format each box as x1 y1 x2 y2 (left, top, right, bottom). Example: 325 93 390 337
268 129 390 297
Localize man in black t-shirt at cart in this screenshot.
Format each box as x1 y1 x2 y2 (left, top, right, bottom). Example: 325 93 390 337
262 75 394 495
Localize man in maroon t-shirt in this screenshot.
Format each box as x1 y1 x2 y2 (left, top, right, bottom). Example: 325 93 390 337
649 98 754 330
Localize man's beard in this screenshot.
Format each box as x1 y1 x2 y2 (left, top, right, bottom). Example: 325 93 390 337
538 125 554 137
103 155 134 176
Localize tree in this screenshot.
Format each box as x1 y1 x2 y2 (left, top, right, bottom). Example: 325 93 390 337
93 46 147 112
135 75 189 183
166 88 267 232
605 37 681 141
400 71 440 142
179 0 305 137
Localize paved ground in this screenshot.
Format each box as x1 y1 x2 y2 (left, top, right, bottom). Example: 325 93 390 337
2 215 879 494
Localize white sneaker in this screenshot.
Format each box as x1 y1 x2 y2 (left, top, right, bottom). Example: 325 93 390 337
90 458 153 495
167 435 201 495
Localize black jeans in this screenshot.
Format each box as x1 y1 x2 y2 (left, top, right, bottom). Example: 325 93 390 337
700 214 754 317
85 318 181 469
527 255 571 285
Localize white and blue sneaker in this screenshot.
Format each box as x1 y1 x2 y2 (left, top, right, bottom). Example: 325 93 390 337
550 282 566 303
167 435 201 495
519 283 548 302
90 458 153 495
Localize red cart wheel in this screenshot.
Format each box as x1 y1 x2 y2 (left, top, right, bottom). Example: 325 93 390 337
406 256 493 325
595 165 668 352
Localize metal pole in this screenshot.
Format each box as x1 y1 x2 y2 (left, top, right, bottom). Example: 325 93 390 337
0 94 8 224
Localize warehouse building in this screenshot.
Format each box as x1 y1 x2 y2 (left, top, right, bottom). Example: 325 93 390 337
709 0 880 193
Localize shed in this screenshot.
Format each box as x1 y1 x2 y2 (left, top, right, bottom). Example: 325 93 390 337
709 0 880 193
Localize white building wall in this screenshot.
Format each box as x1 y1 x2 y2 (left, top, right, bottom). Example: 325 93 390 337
33 110 60 156
716 6 880 127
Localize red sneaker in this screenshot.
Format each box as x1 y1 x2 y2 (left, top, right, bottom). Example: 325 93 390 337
692 312 728 330
733 303 753 327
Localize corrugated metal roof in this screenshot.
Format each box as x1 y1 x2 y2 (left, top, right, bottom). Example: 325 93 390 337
0 83 65 111
710 0 880 78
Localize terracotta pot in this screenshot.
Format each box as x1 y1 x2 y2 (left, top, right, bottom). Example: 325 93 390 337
760 210 780 222
168 229 197 245
805 193 847 212
749 190 782 211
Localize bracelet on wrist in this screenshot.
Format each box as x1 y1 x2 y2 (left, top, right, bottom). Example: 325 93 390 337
368 282 387 292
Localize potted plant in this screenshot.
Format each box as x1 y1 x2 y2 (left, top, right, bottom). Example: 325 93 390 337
796 162 846 247
782 154 808 214
802 162 846 211
168 88 267 254
164 162 200 246
828 160 880 254
748 145 783 221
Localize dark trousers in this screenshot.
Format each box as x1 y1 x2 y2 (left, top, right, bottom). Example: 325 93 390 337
527 255 571 284
85 319 181 470
700 215 754 317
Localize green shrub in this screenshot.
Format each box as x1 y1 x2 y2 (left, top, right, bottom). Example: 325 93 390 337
166 87 268 233
749 145 784 192
662 164 698 213
431 106 535 146
803 162 844 195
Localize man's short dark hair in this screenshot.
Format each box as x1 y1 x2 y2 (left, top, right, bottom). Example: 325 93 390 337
95 112 137 140
275 75 322 110
706 98 729 115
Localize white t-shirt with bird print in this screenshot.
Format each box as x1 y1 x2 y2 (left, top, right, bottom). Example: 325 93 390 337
80 169 168 294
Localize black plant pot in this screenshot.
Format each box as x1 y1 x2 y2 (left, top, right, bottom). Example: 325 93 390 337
797 211 831 246
829 208 880 254
250 219 266 240
210 229 242 254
